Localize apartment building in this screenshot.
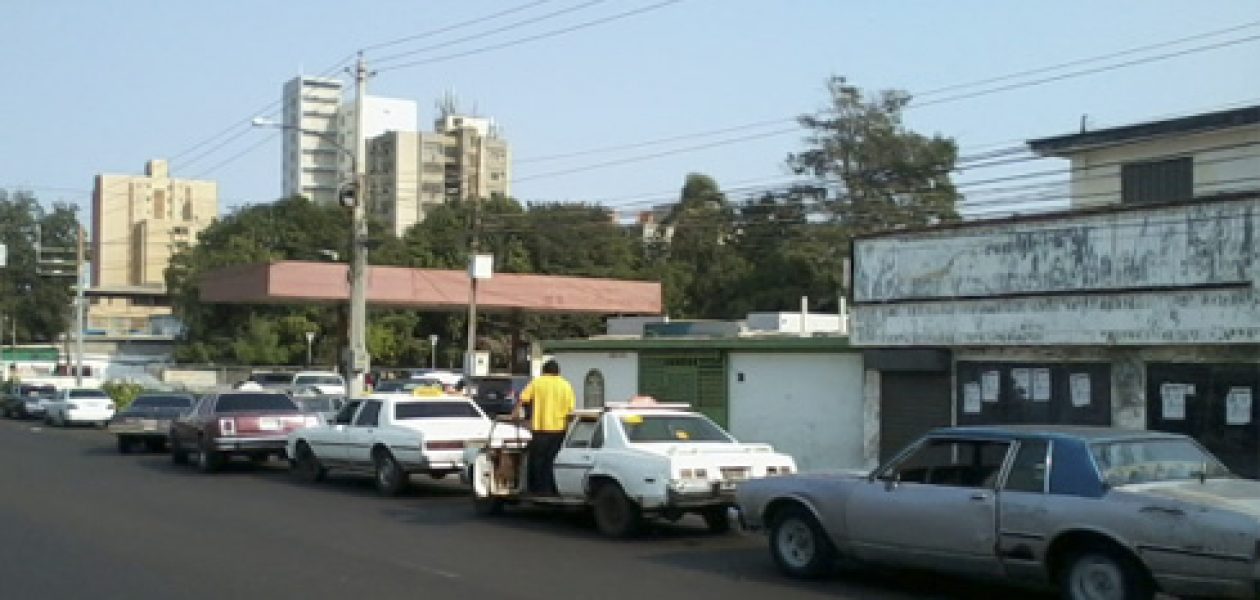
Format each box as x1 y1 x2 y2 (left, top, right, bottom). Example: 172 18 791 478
368 113 511 236
281 76 419 209
90 159 216 336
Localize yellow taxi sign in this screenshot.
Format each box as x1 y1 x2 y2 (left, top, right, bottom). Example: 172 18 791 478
621 414 644 425
412 387 445 397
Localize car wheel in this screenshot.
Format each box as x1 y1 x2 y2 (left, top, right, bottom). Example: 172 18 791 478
1059 547 1154 600
293 443 326 483
373 450 406 496
700 506 732 534
194 440 222 474
117 436 132 454
591 482 642 538
44 412 55 427
769 505 836 579
170 438 189 465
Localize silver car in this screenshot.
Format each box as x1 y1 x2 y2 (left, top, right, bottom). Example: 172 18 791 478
737 426 1260 600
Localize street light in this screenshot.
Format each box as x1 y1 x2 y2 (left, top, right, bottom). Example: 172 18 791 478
428 334 438 369
305 331 316 366
252 96 371 395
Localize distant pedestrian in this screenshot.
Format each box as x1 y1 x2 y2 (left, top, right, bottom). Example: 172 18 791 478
513 360 575 496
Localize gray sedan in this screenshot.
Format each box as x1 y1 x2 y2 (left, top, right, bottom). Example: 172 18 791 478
737 426 1260 600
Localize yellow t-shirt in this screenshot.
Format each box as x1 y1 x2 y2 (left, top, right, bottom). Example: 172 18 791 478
519 374 576 432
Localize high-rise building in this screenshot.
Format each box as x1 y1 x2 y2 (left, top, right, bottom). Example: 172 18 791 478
282 76 342 205
368 113 511 236
89 159 217 336
281 76 417 206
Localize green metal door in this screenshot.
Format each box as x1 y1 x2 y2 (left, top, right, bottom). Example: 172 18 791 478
638 351 728 426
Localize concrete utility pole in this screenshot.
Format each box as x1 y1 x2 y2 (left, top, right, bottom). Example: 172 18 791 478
346 52 371 396
74 225 86 387
464 197 481 378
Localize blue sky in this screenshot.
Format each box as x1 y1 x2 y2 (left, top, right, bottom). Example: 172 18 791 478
3 0 1258 220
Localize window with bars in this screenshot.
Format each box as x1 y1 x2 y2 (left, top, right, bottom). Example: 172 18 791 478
1121 157 1192 205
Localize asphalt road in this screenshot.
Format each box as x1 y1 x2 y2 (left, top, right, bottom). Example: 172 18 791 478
0 418 1041 600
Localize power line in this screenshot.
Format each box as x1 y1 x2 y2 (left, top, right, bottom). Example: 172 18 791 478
374 0 684 73
361 0 554 53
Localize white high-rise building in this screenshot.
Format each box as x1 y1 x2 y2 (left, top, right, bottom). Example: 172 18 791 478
282 76 343 205
281 76 417 205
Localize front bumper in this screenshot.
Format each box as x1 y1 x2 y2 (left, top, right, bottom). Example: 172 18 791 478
664 485 738 509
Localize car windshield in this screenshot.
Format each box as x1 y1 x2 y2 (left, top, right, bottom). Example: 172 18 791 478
20 385 56 396
69 389 109 399
131 395 194 409
252 373 292 384
215 394 298 413
1091 438 1233 485
295 396 341 412
395 401 482 419
375 379 440 392
619 414 733 443
294 375 342 386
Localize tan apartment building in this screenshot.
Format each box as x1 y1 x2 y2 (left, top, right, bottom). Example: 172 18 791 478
90 159 217 336
368 114 511 236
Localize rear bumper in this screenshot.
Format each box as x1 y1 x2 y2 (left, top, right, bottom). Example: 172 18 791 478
663 486 737 509
210 436 288 454
65 408 115 423
109 420 173 437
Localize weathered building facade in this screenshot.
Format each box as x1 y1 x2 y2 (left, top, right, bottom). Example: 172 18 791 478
852 106 1260 476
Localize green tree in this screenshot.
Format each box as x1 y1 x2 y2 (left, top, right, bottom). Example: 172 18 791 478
653 174 749 318
0 190 80 343
789 76 961 234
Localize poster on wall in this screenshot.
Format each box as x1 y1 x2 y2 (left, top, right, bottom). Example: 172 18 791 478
1069 373 1091 407
1011 368 1031 400
1226 387 1253 426
1032 368 1052 402
981 370 1000 402
1161 383 1188 420
963 383 982 414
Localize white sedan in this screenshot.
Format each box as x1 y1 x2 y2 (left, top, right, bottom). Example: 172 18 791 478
286 390 495 496
43 388 116 427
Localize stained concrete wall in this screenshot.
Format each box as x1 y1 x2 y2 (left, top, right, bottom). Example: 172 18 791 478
852 196 1260 347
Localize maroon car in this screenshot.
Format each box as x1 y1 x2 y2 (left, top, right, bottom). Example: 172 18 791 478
169 391 317 472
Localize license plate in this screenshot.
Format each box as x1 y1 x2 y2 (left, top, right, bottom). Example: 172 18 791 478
141 419 158 431
258 418 280 431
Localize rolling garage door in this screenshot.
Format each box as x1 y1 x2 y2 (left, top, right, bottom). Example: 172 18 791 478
880 372 953 463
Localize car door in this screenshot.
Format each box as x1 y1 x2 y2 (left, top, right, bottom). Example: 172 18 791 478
309 400 362 464
553 416 601 498
343 400 383 468
995 438 1054 581
845 436 1011 577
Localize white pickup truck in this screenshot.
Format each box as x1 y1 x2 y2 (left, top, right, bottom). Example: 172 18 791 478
467 398 797 537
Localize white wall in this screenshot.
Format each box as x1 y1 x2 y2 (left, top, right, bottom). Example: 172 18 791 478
549 351 639 408
728 353 866 473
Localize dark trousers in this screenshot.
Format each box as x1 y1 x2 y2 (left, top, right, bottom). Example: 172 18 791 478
527 432 565 495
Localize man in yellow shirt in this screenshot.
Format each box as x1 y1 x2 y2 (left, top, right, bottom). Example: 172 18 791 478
514 360 575 495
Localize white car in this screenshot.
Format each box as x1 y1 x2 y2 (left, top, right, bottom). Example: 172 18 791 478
468 398 798 537
286 389 498 496
43 388 116 427
290 371 346 396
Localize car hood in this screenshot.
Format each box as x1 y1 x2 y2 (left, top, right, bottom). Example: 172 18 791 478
1120 478 1260 519
395 418 491 440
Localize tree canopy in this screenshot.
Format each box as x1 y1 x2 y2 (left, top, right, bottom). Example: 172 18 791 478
0 189 80 343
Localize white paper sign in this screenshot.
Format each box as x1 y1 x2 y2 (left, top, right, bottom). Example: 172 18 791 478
981 371 1000 402
1032 368 1051 402
1069 373 1091 407
963 383 982 414
1161 383 1187 420
1226 387 1252 426
1011 368 1031 399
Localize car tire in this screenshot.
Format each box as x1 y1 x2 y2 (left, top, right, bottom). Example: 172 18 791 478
769 505 836 579
44 413 55 427
373 450 406 496
117 435 132 454
701 506 732 534
194 440 222 474
591 482 642 538
170 438 189 465
293 443 326 483
1059 546 1154 600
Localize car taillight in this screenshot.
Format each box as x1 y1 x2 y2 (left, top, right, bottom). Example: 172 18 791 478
425 440 464 450
218 417 236 436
